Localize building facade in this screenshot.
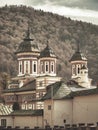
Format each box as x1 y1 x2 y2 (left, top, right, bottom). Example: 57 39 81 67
0 28 97 129
1 28 61 111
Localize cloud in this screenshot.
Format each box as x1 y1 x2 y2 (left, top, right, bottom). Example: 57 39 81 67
0 0 98 25
25 0 46 5
25 0 98 11
32 3 98 25
53 0 98 11
0 0 26 6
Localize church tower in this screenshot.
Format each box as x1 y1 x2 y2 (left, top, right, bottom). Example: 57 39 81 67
70 43 92 88
15 28 40 77
39 42 57 76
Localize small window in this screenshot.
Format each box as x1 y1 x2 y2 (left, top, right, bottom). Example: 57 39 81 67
46 64 48 72
20 64 22 73
72 65 75 75
26 61 28 73
41 62 44 73
34 63 36 72
39 81 43 87
48 105 51 110
78 67 80 74
45 62 49 72
1 119 6 127
51 62 54 72
33 61 37 73
85 71 87 74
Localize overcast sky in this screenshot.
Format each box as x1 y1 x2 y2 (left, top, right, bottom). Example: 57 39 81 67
0 0 98 25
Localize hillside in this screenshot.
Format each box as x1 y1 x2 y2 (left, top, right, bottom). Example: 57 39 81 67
0 5 98 84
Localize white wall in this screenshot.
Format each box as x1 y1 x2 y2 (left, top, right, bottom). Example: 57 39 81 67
73 94 98 124
14 116 43 128
0 116 43 128
44 94 98 126
0 116 13 127
44 99 73 127
54 100 73 125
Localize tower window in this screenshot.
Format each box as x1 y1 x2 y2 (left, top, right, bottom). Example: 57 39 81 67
19 61 22 74
45 62 49 72
20 64 22 73
46 65 48 71
72 65 75 75
77 64 80 74
85 71 87 74
34 62 36 72
78 67 80 74
26 61 28 73
33 61 37 73
24 61 30 74
41 62 44 73
51 62 54 72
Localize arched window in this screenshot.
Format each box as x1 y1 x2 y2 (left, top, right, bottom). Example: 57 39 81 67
78 67 80 74
51 62 54 72
45 62 49 72
33 61 37 73
19 61 22 74
26 61 28 73
77 64 80 74
72 65 75 75
41 62 44 73
34 62 36 72
20 64 22 73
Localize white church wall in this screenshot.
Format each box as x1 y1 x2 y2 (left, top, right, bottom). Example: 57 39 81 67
44 99 73 127
53 100 73 125
13 116 43 128
73 94 98 124
0 116 13 127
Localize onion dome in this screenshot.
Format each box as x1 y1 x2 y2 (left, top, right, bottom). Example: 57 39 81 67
70 51 87 62
70 42 87 62
16 27 39 54
40 44 56 58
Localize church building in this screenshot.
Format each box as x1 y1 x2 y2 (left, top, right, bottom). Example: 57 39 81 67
1 28 61 111
0 28 97 129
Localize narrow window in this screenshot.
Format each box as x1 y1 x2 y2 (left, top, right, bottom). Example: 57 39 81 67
72 65 75 75
20 64 22 73
34 62 36 72
45 62 49 72
78 67 80 74
41 62 44 73
51 62 54 72
46 64 48 71
48 105 51 110
33 61 37 73
26 61 28 73
77 64 80 74
1 119 6 127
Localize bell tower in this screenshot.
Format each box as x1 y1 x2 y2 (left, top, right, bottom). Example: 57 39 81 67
70 42 92 88
39 42 57 76
70 42 87 79
15 27 40 77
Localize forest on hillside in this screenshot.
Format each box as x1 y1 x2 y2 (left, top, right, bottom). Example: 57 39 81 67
0 5 98 85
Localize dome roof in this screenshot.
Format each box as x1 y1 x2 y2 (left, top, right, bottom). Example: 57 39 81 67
40 44 56 58
70 51 87 62
16 28 39 54
70 42 87 62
